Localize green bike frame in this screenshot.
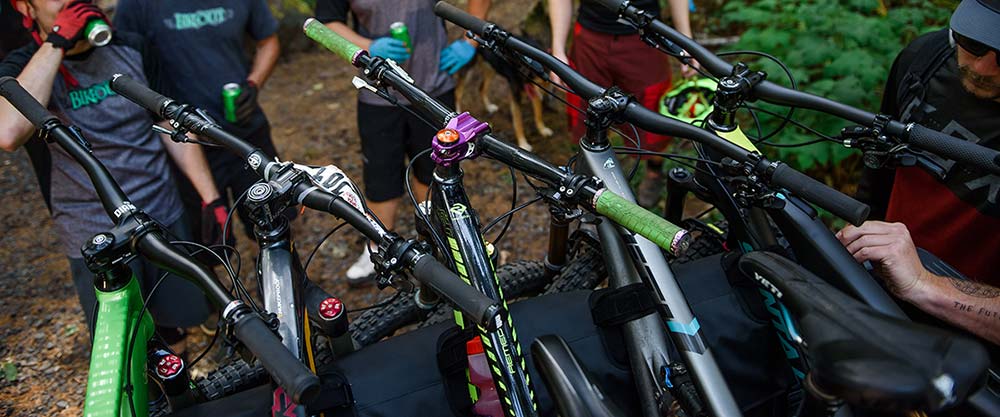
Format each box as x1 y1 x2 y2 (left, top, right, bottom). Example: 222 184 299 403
83 273 154 417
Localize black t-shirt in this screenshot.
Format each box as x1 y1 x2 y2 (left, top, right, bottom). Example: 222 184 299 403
577 0 660 35
1 1 31 58
113 0 278 138
858 29 1000 281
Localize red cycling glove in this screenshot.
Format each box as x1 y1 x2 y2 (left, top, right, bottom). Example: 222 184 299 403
46 1 107 50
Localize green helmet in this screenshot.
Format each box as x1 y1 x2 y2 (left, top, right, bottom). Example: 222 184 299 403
659 78 717 125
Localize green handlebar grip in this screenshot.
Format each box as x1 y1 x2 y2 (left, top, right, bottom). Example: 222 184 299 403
303 18 363 65
594 189 691 255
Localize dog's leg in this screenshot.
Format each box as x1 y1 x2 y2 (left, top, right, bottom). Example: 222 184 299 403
481 71 499 114
454 71 465 113
510 98 532 152
528 84 553 137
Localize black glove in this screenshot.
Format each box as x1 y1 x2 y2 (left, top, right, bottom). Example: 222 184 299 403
198 198 235 264
233 80 259 125
46 1 106 50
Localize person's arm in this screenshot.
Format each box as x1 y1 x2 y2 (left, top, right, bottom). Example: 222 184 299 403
837 221 1000 345
324 21 373 50
465 0 491 46
0 44 62 152
157 123 220 203
547 0 573 85
247 34 279 87
666 0 699 78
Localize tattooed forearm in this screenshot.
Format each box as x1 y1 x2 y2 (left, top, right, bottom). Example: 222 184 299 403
948 277 1000 298
953 301 1000 319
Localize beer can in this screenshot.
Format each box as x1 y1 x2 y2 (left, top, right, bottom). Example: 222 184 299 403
85 19 112 47
389 22 411 53
222 83 242 123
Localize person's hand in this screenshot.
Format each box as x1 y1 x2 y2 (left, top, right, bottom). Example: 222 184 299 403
439 40 476 75
46 1 106 50
836 221 930 301
549 49 570 87
369 37 410 62
234 81 258 125
680 55 701 78
200 198 235 249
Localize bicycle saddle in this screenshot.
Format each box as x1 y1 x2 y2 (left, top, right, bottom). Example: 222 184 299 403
738 251 989 413
531 335 625 417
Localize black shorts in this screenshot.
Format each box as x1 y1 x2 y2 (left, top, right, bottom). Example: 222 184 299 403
357 90 456 202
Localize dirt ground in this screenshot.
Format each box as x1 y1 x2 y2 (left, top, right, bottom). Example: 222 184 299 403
0 2 608 414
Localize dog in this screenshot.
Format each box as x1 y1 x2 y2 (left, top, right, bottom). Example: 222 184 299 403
454 36 553 152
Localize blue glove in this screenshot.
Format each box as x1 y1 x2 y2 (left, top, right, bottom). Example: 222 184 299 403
369 37 410 62
439 40 476 75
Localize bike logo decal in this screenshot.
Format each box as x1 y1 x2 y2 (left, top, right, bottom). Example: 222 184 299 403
248 154 262 170
603 157 615 170
92 234 108 245
271 387 296 417
449 203 469 220
297 163 386 235
165 8 234 31
113 201 137 219
752 272 783 298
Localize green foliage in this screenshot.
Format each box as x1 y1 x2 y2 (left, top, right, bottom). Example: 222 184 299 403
713 0 955 172
2 361 16 382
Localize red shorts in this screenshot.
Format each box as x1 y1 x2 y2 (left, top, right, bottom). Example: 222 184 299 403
566 23 673 151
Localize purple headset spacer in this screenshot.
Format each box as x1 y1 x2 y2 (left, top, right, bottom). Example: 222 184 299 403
430 112 489 166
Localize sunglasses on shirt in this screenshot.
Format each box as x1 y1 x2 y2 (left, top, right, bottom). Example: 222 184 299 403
953 31 1000 67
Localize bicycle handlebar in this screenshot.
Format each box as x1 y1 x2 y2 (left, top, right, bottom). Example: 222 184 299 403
592 0 1000 176
430 4 871 225
303 18 693 253
110 73 501 329
0 76 321 404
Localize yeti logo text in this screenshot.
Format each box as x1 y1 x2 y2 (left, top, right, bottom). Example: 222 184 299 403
113 201 137 218
753 272 782 298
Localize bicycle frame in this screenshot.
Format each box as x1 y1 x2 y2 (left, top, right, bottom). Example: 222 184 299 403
84 272 154 417
427 162 538 417
575 119 742 417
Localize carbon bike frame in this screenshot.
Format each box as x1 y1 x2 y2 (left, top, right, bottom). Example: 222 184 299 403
427 162 539 417
575 119 742 417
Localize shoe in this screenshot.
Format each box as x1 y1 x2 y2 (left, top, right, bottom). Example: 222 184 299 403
346 249 376 287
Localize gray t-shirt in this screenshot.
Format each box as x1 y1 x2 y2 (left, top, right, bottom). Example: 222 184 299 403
0 36 182 257
316 0 456 105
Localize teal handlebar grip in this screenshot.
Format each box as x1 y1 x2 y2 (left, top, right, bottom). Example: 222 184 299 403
303 18 364 65
594 189 691 255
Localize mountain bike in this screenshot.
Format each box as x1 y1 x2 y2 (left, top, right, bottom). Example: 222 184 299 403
107 73 508 415
431 2 1000 416
0 76 320 417
303 18 706 417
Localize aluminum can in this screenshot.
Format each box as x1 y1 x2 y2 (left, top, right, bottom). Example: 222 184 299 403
222 83 241 123
85 19 112 47
389 22 411 53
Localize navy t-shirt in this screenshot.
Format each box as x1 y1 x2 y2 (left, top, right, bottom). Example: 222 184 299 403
113 0 278 138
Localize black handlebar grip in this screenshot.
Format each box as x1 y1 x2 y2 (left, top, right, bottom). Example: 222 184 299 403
434 1 489 36
232 314 321 404
411 255 501 329
907 124 1000 176
0 76 58 128
770 163 870 226
109 74 171 117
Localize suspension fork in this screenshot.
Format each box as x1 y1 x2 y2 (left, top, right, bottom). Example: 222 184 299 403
543 203 574 278
429 163 539 417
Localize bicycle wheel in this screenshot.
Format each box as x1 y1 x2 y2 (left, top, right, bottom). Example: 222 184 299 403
349 260 550 345
418 236 609 329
